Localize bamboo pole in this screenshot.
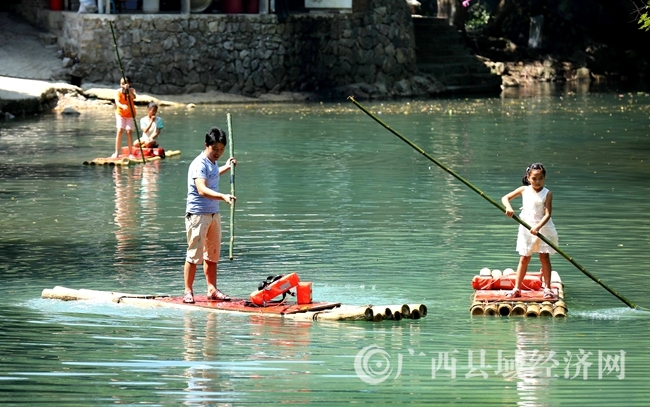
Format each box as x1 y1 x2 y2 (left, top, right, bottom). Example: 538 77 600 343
469 300 485 316
348 96 638 310
470 303 484 316
540 304 554 316
400 304 410 318
109 21 146 164
511 302 527 316
381 305 408 320
410 303 428 317
552 306 567 317
311 306 373 321
498 303 513 316
227 113 236 260
484 304 498 316
525 303 541 317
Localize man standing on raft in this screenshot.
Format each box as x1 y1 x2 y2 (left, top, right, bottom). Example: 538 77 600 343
183 127 236 304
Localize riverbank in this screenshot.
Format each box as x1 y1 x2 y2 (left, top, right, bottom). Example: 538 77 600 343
0 75 323 117
0 10 320 117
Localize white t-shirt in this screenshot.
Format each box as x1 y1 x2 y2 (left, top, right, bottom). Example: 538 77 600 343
139 116 163 141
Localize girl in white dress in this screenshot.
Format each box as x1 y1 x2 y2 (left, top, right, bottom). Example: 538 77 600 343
501 163 558 299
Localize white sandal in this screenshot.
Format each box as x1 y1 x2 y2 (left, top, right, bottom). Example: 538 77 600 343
505 287 521 298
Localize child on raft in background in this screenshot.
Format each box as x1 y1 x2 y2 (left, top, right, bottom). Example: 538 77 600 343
501 162 559 299
112 76 136 158
135 102 163 148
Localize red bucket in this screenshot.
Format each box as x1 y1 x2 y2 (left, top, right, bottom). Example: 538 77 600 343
244 0 259 13
50 0 63 10
297 282 312 305
221 0 243 13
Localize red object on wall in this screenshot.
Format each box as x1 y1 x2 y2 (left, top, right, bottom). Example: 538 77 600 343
221 0 243 13
50 0 63 10
244 0 259 13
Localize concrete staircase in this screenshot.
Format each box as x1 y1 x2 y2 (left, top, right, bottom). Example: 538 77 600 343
413 16 501 95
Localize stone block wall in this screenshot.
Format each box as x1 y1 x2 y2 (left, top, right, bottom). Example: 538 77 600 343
56 0 422 96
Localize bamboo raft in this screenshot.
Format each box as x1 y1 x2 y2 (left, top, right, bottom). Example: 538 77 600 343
83 149 181 166
469 269 567 317
41 286 427 323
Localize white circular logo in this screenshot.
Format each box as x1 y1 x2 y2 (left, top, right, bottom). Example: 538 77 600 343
354 345 392 385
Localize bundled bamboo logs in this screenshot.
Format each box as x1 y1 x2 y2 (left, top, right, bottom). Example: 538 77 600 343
469 300 567 318
83 150 180 166
469 270 567 317
360 304 427 322
511 302 527 316
42 286 427 323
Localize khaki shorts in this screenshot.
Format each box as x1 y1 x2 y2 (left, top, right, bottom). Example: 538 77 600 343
185 213 221 264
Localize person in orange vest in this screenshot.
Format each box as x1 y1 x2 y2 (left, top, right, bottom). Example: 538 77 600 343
112 76 136 158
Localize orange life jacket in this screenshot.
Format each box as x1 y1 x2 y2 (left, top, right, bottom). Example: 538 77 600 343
116 89 136 118
250 273 300 306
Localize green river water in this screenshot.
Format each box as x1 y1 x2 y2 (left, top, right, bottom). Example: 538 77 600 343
1 86 649 405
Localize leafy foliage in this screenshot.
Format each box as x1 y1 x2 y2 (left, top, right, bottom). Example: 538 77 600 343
465 2 491 31
640 1 650 31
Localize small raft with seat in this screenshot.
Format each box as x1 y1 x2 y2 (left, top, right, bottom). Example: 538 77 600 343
83 147 181 166
41 273 427 323
470 268 566 317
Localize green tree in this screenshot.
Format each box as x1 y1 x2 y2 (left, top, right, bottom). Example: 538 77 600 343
640 1 650 31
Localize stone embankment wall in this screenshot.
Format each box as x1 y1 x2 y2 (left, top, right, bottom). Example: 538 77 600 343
48 0 442 98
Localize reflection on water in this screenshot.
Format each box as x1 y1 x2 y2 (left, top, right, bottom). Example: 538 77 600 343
1 92 650 405
181 312 232 404
112 161 164 271
512 320 553 407
113 166 138 264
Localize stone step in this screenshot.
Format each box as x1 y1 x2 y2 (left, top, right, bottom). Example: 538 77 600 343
416 45 472 58
415 38 465 50
418 61 493 77
416 37 463 49
443 82 503 95
412 17 461 35
413 26 462 37
441 72 501 86
412 16 452 27
412 16 501 95
417 54 486 66
38 33 58 46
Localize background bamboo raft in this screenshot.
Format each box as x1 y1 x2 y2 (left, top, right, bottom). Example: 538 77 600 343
469 270 567 317
41 286 427 323
83 150 181 166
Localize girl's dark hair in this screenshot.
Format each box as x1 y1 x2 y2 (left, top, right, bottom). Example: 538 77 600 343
205 126 227 147
121 76 132 85
522 162 546 185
